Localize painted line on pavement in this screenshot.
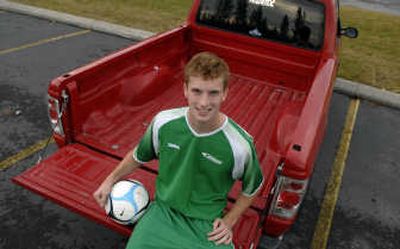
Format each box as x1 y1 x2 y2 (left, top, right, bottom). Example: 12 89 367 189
0 29 91 56
0 0 152 41
310 98 360 249
0 137 54 170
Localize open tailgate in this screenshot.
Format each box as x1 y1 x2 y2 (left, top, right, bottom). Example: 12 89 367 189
12 144 156 236
12 143 262 247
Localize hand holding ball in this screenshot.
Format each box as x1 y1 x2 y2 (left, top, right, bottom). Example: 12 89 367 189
105 179 150 225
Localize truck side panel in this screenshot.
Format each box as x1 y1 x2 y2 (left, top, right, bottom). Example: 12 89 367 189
283 58 337 179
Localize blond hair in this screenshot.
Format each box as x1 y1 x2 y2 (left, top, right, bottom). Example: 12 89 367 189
184 52 230 89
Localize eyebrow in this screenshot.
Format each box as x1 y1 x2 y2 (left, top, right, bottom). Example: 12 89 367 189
191 88 202 92
191 88 220 93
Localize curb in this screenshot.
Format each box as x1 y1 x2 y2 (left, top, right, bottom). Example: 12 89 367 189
0 0 155 41
1 0 399 110
334 78 400 110
340 0 400 17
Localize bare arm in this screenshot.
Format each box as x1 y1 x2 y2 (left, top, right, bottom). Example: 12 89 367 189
93 149 141 208
208 192 258 245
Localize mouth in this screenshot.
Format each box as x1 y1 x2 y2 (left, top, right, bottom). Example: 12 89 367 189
196 107 212 117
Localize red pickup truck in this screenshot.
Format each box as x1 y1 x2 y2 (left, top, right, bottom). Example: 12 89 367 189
13 0 357 248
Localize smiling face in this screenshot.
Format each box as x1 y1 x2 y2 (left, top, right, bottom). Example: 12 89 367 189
184 76 227 132
183 52 230 132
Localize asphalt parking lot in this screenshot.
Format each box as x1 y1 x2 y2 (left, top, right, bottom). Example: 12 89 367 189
0 10 399 249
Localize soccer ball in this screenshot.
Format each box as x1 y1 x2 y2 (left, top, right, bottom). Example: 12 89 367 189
105 179 150 225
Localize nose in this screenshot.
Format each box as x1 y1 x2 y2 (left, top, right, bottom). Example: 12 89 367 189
198 93 210 108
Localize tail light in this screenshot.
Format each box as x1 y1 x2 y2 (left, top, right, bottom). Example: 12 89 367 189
270 175 308 219
47 91 68 136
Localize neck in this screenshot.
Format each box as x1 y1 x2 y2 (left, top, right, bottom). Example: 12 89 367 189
188 112 225 134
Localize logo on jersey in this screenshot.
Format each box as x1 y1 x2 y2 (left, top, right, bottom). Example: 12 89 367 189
167 143 180 150
201 152 222 165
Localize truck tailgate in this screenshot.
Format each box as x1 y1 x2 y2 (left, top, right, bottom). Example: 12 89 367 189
12 144 262 247
12 144 156 235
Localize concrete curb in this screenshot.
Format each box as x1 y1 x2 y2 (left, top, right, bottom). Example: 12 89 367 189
334 78 400 110
340 0 400 17
1 0 399 110
0 0 155 40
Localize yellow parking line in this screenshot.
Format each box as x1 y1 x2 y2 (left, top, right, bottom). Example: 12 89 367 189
311 98 360 249
0 137 54 170
0 29 91 56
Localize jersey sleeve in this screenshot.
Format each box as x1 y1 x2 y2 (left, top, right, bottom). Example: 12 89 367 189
133 119 157 163
241 141 264 197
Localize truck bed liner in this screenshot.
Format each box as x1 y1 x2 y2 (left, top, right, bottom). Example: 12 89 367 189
75 73 306 209
78 73 305 160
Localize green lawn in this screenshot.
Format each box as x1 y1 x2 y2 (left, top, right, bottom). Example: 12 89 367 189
12 0 400 93
14 0 191 32
339 6 400 93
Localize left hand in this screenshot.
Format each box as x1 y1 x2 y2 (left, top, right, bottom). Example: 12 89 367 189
207 218 233 245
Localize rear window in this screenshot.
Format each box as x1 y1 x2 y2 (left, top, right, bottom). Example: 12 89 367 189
196 0 325 50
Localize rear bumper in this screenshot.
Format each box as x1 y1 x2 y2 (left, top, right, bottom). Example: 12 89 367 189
264 215 295 237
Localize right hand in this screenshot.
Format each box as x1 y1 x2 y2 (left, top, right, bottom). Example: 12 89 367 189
93 178 113 208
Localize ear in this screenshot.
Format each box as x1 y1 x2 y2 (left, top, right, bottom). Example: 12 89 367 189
222 88 228 101
183 83 188 99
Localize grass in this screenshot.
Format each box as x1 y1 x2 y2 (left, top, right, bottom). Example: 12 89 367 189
10 0 400 93
13 0 191 32
339 6 400 93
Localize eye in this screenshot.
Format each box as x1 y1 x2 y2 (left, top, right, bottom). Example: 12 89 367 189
209 90 220 96
191 88 201 95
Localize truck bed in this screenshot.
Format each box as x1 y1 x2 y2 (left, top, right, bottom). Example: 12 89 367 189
74 71 306 209
78 72 305 159
14 71 305 243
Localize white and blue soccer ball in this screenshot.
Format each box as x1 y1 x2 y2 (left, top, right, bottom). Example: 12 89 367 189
105 179 150 225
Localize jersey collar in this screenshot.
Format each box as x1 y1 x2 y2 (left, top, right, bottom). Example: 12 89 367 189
184 108 228 137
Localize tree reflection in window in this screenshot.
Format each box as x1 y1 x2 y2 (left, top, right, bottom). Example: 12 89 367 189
197 0 324 50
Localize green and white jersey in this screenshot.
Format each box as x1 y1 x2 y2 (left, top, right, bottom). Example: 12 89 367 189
133 107 264 220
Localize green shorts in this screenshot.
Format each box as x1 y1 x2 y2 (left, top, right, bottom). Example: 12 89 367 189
126 201 234 249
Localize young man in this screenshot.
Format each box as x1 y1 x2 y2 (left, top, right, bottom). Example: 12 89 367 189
93 52 264 248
